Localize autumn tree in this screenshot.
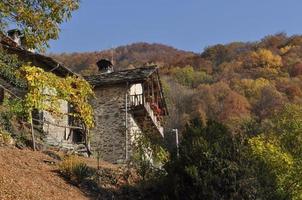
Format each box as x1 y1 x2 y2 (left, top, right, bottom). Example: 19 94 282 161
272 104 302 156
259 33 287 51
275 78 302 102
0 0 79 49
162 77 193 132
171 66 212 88
192 82 250 124
290 62 302 77
254 85 286 119
232 78 271 104
249 104 302 199
215 61 242 81
201 44 230 68
193 82 231 118
219 91 251 123
249 135 294 199
245 49 282 69
286 35 302 47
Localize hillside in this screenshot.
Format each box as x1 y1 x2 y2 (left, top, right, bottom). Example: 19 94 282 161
0 147 88 200
50 42 196 74
0 146 145 200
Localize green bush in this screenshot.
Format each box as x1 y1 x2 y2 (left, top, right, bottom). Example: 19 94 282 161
171 66 212 88
163 119 261 200
131 133 168 181
0 111 13 133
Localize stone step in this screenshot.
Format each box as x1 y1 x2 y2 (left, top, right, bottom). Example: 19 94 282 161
60 140 75 150
43 136 88 156
44 136 73 148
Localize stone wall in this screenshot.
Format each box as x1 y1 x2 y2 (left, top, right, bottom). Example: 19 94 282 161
43 100 70 145
128 115 143 158
91 85 127 163
91 84 143 163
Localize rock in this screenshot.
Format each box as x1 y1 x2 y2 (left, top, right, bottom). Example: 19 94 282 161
43 159 57 165
8 137 15 146
42 150 62 161
77 152 89 157
116 159 125 164
15 142 26 149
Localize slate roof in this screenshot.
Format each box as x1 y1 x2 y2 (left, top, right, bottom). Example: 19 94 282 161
0 77 27 97
84 66 158 87
0 33 75 77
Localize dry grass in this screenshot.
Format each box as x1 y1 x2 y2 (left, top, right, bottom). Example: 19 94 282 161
0 146 146 200
0 147 89 200
58 155 92 183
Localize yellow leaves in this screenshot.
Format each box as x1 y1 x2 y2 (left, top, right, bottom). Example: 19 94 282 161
249 135 293 168
280 45 294 55
249 135 295 194
248 49 282 69
233 78 271 101
1 0 79 50
18 65 95 129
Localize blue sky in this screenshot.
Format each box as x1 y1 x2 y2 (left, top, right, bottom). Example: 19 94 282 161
48 0 302 53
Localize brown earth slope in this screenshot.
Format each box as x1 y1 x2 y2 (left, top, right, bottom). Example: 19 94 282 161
0 147 88 200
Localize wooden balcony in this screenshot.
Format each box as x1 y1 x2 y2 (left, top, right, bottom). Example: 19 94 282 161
129 94 164 137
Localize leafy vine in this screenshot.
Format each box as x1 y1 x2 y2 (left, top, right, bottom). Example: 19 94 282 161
17 65 94 129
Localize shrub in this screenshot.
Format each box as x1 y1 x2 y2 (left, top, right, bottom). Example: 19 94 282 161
0 129 12 145
131 133 169 181
0 111 13 133
58 155 92 183
163 119 261 200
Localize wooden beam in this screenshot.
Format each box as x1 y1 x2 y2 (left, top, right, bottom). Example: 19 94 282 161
32 118 83 129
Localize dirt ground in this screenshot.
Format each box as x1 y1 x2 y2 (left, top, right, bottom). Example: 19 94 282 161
0 146 89 200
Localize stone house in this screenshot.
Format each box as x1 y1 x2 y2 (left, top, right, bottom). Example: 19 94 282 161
0 31 78 147
85 66 168 163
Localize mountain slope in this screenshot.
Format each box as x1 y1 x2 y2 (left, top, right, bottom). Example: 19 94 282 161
50 42 196 74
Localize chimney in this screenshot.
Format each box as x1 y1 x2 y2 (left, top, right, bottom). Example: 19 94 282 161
7 29 22 46
96 59 114 73
7 29 35 52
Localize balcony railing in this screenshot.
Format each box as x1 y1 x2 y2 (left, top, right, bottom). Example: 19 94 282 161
129 94 164 137
129 94 144 107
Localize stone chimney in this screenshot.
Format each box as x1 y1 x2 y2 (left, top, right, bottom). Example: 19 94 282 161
96 59 114 73
7 29 35 52
7 29 22 46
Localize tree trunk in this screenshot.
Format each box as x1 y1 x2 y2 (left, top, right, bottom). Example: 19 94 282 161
29 111 36 151
83 124 92 157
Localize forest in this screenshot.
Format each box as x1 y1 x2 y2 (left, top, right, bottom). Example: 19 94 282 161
52 34 302 199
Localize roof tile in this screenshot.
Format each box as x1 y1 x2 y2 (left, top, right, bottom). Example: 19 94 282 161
84 66 158 87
